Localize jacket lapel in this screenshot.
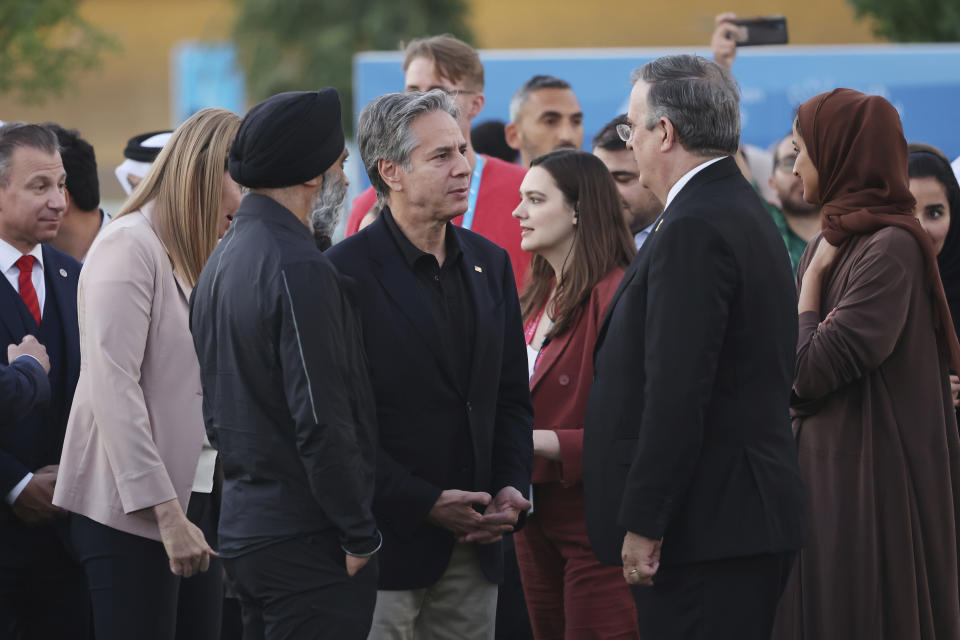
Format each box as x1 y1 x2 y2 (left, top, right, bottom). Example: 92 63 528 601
367 216 456 381
0 277 27 350
41 245 80 380
460 234 495 398
137 210 193 303
172 270 193 303
594 239 649 354
529 325 573 393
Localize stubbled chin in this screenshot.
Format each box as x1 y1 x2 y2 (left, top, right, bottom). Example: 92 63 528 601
37 224 61 239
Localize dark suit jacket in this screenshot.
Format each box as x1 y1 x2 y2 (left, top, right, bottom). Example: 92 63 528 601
0 245 80 516
326 213 533 590
0 356 50 427
583 157 804 567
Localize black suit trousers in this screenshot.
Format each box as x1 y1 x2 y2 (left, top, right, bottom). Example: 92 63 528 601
71 491 223 640
0 517 88 640
632 552 795 640
224 531 378 640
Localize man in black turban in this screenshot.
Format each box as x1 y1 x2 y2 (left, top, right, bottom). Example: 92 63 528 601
190 88 380 640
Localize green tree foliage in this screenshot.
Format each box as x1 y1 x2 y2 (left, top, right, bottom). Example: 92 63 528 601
847 0 960 41
0 0 116 103
232 0 473 131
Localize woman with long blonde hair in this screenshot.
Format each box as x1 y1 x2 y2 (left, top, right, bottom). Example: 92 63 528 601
53 108 242 640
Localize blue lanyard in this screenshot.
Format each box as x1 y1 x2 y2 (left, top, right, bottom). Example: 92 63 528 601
461 154 486 231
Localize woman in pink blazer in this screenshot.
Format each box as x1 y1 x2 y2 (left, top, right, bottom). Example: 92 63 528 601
53 108 241 640
511 149 639 639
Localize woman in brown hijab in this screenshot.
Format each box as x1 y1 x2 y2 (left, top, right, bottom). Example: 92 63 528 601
772 88 960 639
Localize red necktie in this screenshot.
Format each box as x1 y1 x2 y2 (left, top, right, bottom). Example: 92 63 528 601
15 255 41 326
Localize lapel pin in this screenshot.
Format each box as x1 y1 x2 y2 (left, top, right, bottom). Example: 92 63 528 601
59 268 67 277
474 265 483 273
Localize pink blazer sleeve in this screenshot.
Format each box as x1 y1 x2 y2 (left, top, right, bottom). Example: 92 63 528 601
79 226 177 513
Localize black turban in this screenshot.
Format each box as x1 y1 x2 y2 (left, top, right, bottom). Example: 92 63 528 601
228 88 345 189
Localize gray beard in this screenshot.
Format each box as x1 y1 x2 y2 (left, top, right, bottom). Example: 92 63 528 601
308 172 348 243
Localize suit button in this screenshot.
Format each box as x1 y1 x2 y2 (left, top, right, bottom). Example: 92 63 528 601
466 401 472 411
558 375 570 386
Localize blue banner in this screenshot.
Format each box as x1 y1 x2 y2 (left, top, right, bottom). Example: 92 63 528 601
172 42 246 126
353 44 960 190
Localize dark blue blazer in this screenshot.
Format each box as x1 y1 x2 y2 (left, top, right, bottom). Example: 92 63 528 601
0 245 80 513
0 357 50 426
326 214 533 589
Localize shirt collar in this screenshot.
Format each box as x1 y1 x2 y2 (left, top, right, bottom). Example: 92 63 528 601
634 217 660 249
663 156 726 211
382 206 463 269
0 236 42 274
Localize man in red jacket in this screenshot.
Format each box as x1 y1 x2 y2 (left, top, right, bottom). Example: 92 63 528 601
344 35 530 288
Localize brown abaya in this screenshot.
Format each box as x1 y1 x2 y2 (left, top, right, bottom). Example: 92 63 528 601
772 89 960 639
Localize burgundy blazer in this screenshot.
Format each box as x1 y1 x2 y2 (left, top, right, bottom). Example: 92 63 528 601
530 267 625 486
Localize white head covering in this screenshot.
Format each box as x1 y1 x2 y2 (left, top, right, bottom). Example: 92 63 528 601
114 131 172 195
952 155 960 186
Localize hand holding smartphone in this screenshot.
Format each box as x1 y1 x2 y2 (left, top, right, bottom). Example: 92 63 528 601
728 16 789 47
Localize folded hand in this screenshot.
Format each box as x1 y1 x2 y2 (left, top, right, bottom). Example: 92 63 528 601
459 486 531 544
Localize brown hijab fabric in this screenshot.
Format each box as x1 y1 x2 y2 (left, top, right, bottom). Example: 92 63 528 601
797 88 960 371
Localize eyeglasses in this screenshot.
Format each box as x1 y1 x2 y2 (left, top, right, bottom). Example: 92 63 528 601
444 88 478 98
616 123 632 142
408 87 479 99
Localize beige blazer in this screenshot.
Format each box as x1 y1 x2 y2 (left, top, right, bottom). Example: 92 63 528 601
53 209 204 541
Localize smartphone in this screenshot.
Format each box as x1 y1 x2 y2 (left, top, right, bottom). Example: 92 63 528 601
730 16 789 47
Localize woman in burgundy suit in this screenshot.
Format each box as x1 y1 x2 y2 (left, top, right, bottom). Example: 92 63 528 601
511 149 639 639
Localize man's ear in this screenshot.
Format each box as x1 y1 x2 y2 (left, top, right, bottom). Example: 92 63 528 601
466 92 486 122
504 121 522 152
63 189 73 213
659 117 676 153
378 158 403 192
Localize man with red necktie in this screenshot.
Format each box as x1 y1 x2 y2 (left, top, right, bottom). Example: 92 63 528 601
0 123 86 639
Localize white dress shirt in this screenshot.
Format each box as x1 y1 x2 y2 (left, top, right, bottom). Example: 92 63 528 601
634 218 659 250
663 156 727 212
0 238 46 504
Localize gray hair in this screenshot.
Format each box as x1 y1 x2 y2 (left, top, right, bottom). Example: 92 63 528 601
0 123 60 187
631 55 741 157
357 90 459 205
509 75 572 123
308 165 348 250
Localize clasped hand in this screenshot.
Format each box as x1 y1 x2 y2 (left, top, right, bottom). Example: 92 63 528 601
427 486 531 545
